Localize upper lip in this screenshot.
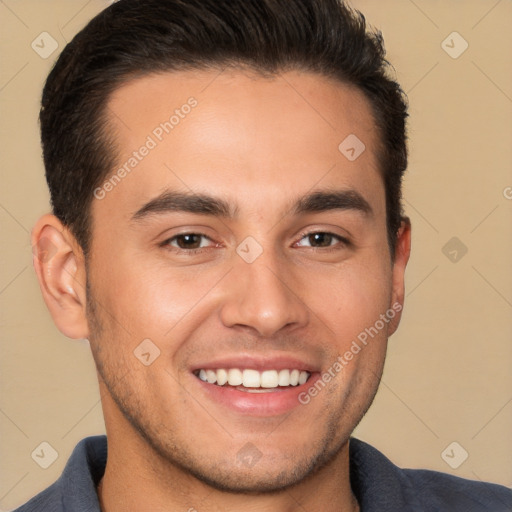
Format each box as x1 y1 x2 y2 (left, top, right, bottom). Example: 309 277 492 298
190 353 319 373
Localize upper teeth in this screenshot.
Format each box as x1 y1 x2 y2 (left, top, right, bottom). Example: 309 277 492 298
197 368 310 388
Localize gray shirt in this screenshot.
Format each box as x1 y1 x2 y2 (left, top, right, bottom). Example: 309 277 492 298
13 435 512 511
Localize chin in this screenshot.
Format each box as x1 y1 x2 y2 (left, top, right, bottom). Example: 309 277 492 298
156 433 345 495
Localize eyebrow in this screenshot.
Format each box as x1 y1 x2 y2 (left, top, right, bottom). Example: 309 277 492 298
131 191 237 220
131 188 372 222
292 189 372 217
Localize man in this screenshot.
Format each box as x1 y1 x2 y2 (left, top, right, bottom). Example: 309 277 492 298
19 0 511 510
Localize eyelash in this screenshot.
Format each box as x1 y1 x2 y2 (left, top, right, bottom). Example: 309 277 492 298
160 231 350 255
160 233 218 255
295 230 350 251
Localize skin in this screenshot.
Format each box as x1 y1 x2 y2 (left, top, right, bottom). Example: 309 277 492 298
32 68 411 512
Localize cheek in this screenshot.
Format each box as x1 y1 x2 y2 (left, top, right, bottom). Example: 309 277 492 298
94 256 228 341
304 258 393 344
90 233 392 349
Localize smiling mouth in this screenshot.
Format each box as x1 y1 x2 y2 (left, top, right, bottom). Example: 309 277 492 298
193 368 311 392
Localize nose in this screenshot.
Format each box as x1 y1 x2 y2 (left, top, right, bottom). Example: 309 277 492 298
219 250 310 338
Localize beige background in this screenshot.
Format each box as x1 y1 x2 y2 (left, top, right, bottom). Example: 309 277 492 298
1 0 511 509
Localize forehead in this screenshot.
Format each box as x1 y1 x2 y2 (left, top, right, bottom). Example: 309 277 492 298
107 68 378 149
97 68 383 222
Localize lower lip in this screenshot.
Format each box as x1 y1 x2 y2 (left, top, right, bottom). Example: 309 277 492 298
193 373 320 416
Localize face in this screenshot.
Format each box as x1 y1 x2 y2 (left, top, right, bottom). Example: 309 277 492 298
84 69 408 492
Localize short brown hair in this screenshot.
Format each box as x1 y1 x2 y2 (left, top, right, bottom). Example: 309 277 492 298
41 0 408 257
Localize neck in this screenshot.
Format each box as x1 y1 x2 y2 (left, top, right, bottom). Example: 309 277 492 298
97 431 359 512
97 385 359 512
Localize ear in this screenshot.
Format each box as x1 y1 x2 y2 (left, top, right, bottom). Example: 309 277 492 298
388 217 411 336
31 214 89 339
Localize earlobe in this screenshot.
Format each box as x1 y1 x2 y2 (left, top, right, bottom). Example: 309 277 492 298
32 214 90 339
388 217 412 336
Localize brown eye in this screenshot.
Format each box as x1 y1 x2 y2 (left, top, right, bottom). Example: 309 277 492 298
296 231 348 249
308 233 334 247
174 234 203 249
162 233 214 252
